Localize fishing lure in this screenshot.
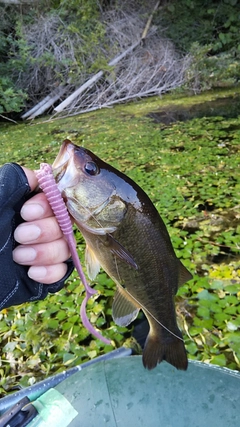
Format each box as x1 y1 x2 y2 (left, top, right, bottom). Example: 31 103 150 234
35 163 110 344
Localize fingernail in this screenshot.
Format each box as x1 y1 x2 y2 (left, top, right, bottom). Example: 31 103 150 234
21 203 44 221
13 247 37 263
28 266 47 281
14 224 41 243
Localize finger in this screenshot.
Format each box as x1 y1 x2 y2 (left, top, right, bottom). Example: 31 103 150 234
21 166 38 191
20 192 54 221
13 239 71 266
28 263 69 284
14 216 63 245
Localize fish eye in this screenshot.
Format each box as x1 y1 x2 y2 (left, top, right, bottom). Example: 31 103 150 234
84 161 99 176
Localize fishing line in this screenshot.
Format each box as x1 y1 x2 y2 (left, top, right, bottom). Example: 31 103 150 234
123 287 184 342
61 189 183 342
80 208 182 342
112 249 182 341
69 194 116 235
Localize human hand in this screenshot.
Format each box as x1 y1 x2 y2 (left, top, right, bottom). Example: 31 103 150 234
13 167 71 284
0 163 74 309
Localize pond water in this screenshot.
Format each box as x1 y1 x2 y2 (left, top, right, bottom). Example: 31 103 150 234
147 95 240 125
0 87 239 390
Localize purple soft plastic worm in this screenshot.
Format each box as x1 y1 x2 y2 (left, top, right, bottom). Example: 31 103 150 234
35 163 110 344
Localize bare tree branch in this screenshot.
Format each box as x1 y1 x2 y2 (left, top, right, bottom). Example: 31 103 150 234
14 1 191 119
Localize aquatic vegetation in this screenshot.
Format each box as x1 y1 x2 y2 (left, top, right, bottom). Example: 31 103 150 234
0 87 239 394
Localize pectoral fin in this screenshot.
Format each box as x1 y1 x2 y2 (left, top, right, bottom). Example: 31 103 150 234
107 234 138 270
85 244 101 280
112 286 140 326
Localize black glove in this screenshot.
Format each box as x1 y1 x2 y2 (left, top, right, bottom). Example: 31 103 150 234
0 163 74 310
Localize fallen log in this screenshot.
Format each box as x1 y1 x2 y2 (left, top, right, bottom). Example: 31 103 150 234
53 2 160 115
21 94 53 120
28 87 67 119
21 86 66 120
54 41 140 114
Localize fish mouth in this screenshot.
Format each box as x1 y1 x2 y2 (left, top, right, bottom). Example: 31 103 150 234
52 139 80 191
52 139 72 173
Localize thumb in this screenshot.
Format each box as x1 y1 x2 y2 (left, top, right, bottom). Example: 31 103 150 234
21 166 38 192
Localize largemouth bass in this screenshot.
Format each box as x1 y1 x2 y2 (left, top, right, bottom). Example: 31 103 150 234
53 139 192 370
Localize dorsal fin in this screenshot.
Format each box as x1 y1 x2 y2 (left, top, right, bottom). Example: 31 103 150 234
177 260 192 286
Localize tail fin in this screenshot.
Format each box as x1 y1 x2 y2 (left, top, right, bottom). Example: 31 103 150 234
142 329 188 370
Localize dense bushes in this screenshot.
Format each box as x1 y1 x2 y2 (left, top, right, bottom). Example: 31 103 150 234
0 0 240 115
157 0 240 91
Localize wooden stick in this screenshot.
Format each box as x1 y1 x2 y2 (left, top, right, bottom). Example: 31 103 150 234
141 1 160 40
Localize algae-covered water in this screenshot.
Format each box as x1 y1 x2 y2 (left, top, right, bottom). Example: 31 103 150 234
0 88 239 393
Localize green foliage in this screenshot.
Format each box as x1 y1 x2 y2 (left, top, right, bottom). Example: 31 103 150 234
177 278 240 370
58 0 102 21
159 0 240 54
0 7 28 114
184 42 240 91
1 0 240 114
158 0 240 91
0 87 239 394
0 77 27 114
0 268 119 394
0 1 106 114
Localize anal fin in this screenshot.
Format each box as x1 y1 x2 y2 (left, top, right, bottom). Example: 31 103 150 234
112 286 140 327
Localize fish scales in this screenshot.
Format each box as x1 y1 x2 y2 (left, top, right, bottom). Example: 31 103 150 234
52 140 192 370
83 200 185 370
